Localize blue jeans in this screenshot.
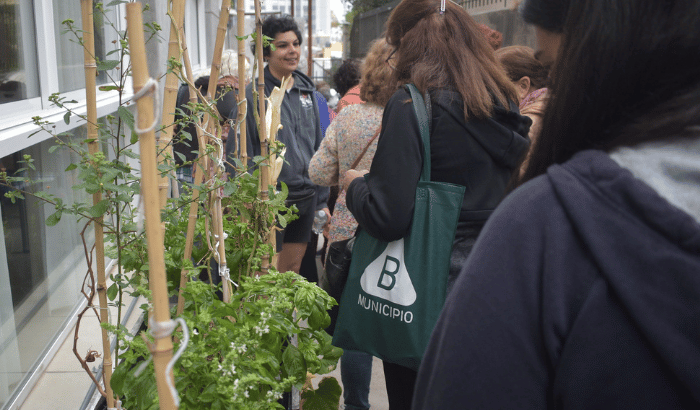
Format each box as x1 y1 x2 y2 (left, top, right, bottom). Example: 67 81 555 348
341 349 373 410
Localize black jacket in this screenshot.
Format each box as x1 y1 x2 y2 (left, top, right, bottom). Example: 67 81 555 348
346 87 530 242
173 81 236 165
413 150 700 409
226 66 329 209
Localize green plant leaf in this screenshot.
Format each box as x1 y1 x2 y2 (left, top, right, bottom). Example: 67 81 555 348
98 85 121 92
88 199 109 218
63 112 71 125
46 210 62 226
282 344 307 382
106 283 118 301
97 59 120 71
300 377 342 410
110 362 128 396
65 163 78 172
118 106 135 131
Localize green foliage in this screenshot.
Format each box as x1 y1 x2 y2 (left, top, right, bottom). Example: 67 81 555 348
301 377 343 410
111 272 342 410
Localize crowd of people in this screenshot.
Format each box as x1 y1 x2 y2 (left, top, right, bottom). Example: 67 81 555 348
176 0 700 408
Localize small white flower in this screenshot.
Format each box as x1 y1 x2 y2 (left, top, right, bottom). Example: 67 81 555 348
193 328 199 335
244 390 249 398
231 364 236 374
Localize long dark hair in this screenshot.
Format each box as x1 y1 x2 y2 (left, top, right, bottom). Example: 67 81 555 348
385 0 517 120
519 0 700 185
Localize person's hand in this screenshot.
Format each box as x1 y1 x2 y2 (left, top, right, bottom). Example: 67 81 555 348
321 207 331 238
342 169 368 192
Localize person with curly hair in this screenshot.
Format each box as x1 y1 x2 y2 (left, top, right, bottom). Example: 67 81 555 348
225 15 330 275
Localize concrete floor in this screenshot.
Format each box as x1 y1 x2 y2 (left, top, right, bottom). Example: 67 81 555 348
314 356 389 410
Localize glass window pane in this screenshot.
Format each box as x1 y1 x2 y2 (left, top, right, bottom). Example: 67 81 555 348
52 2 120 93
0 127 94 408
0 1 40 104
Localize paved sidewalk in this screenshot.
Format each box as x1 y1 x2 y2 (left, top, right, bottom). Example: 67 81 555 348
313 356 389 410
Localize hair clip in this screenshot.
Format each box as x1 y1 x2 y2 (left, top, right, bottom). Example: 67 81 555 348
440 0 446 14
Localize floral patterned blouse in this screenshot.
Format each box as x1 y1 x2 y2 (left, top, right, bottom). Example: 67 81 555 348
308 102 383 243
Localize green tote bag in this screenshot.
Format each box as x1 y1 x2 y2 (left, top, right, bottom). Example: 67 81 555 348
332 84 465 371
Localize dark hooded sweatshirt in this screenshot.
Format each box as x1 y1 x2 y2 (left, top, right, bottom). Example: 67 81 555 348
412 149 700 409
225 66 329 210
346 87 530 289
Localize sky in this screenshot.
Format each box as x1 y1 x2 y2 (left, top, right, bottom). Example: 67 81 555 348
330 0 348 21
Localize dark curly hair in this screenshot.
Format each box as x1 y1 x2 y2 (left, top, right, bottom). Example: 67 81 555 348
332 59 362 97
250 15 302 57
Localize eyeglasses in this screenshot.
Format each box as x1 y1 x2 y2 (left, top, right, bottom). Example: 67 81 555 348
385 49 397 70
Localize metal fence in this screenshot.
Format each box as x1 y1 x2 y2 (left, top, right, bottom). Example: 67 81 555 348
348 0 400 59
349 0 536 59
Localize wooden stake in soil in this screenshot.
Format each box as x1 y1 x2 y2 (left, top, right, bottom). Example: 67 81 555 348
237 0 247 163
254 0 276 269
79 0 114 406
126 4 177 409
176 34 208 316
204 0 233 302
159 0 187 203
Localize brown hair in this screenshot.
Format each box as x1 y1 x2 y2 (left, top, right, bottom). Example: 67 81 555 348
494 46 549 90
359 38 397 107
385 0 518 120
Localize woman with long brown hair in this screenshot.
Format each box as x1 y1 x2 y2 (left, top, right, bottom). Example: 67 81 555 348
341 0 531 407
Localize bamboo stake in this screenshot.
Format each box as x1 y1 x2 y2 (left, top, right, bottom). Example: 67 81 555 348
176 33 207 315
254 0 275 270
237 0 247 163
159 0 187 204
204 0 233 302
307 0 313 77
126 5 177 409
80 1 114 406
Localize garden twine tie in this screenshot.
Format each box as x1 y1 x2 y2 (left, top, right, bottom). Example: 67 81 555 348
134 317 190 407
132 77 162 135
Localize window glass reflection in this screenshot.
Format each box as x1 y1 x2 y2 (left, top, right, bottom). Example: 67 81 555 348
0 127 93 408
0 1 40 104
53 2 119 93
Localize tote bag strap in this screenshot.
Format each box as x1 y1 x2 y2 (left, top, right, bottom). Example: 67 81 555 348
405 84 431 182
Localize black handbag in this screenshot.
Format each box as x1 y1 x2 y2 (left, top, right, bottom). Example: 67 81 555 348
319 236 355 301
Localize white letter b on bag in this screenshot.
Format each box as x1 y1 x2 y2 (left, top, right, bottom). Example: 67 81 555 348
360 239 417 306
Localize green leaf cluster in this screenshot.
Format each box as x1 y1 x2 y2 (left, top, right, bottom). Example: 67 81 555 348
112 272 342 409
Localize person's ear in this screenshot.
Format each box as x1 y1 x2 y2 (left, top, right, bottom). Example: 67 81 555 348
517 76 531 101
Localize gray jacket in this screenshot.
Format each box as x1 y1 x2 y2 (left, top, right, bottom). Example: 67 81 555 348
226 66 329 209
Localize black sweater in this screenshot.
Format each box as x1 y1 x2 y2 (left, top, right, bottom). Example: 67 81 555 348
346 87 530 242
